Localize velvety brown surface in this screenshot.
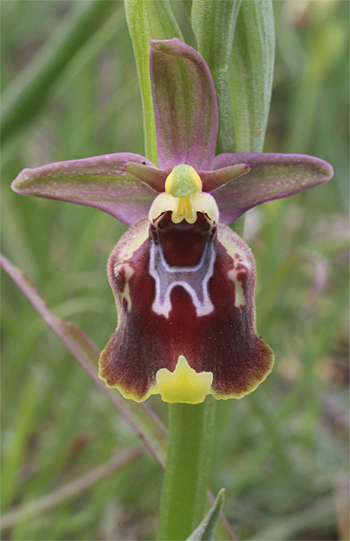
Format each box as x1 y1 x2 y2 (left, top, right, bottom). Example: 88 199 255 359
99 215 274 399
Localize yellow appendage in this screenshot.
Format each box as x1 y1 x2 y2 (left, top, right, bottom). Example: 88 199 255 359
100 355 213 404
171 194 197 224
155 355 213 404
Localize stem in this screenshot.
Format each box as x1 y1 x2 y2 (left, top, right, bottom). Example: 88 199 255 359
156 398 216 540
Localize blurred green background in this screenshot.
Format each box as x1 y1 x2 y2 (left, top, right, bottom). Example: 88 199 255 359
1 1 349 540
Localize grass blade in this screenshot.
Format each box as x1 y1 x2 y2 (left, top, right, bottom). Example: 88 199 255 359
1 1 115 143
1 447 142 531
0 253 166 468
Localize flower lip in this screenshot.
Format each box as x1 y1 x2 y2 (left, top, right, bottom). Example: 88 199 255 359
99 215 275 403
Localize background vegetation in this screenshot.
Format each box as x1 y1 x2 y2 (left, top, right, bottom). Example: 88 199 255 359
1 1 349 540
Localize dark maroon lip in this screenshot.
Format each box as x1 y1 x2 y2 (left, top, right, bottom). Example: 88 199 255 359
100 216 273 401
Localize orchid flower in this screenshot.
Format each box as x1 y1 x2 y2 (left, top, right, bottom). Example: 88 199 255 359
12 38 333 405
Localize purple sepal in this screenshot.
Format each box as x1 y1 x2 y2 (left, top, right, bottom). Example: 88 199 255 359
150 38 219 171
211 153 334 225
11 153 157 226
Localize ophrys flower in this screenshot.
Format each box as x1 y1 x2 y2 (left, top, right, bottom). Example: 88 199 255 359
12 39 333 404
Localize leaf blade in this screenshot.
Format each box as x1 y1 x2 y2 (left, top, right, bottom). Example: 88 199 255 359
228 0 275 153
1 1 115 144
192 0 242 153
186 489 225 541
124 0 183 164
0 253 166 467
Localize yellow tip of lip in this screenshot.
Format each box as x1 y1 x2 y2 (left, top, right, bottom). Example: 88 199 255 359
155 355 213 404
165 164 202 198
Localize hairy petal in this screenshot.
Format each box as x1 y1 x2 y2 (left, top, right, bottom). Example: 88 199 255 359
150 38 219 170
200 163 250 192
123 161 168 192
211 153 334 224
12 153 157 226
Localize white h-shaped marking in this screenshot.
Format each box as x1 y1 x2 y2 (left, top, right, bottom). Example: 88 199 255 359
149 238 216 318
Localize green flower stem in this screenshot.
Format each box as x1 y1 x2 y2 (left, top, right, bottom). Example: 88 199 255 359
156 398 216 540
